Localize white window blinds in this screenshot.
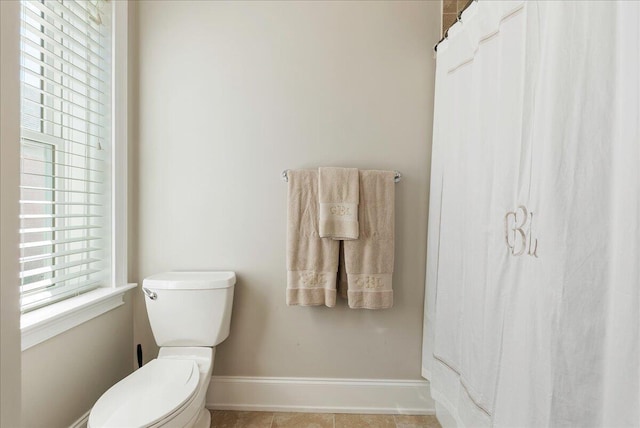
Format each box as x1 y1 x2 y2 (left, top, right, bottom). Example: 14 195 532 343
19 0 112 312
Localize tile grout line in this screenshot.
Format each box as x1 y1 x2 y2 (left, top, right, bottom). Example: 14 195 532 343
269 412 274 428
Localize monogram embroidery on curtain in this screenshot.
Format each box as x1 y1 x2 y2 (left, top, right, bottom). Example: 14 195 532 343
504 205 538 258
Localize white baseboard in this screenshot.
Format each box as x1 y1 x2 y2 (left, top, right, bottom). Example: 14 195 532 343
206 376 435 415
68 409 90 428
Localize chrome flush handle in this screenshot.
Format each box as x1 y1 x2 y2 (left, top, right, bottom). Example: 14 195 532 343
142 287 157 300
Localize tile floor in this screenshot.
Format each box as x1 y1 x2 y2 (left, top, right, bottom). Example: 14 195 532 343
210 410 441 428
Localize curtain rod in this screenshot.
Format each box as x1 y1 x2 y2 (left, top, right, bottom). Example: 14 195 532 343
281 170 402 183
434 0 477 53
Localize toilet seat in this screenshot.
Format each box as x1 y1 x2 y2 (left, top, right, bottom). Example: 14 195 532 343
88 358 200 428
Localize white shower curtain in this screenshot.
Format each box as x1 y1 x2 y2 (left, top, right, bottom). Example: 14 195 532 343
422 1 639 427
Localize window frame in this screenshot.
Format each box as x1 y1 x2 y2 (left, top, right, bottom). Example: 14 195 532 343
20 0 135 351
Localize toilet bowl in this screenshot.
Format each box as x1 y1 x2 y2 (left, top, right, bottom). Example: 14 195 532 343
88 272 235 428
88 347 213 428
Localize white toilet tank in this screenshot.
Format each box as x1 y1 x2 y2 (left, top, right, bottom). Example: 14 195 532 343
143 271 235 347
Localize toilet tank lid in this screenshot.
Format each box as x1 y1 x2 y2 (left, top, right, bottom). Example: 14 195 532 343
143 271 236 290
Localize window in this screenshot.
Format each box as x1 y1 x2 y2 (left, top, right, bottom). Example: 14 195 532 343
19 0 112 313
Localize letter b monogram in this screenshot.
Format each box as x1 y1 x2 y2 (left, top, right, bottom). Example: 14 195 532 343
505 205 538 258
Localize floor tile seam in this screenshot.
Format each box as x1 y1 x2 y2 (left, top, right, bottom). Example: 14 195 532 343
392 413 399 428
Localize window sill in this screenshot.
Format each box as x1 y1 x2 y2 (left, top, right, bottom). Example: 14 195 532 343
21 283 137 351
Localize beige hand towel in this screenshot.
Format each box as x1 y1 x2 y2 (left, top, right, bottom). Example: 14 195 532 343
286 170 339 307
318 167 359 240
343 170 395 309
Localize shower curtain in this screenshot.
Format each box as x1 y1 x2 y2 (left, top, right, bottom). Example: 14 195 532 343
422 1 639 427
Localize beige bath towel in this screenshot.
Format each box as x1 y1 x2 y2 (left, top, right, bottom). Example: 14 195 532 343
343 170 395 309
318 167 359 240
286 170 339 307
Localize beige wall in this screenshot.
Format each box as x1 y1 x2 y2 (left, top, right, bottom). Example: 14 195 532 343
134 1 438 379
1 1 23 426
129 0 141 371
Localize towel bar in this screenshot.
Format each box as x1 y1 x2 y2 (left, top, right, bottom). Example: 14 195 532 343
281 169 402 183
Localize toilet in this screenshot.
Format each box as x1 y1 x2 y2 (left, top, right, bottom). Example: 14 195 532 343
88 271 236 428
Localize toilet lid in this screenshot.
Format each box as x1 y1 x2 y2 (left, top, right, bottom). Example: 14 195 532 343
88 358 199 428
